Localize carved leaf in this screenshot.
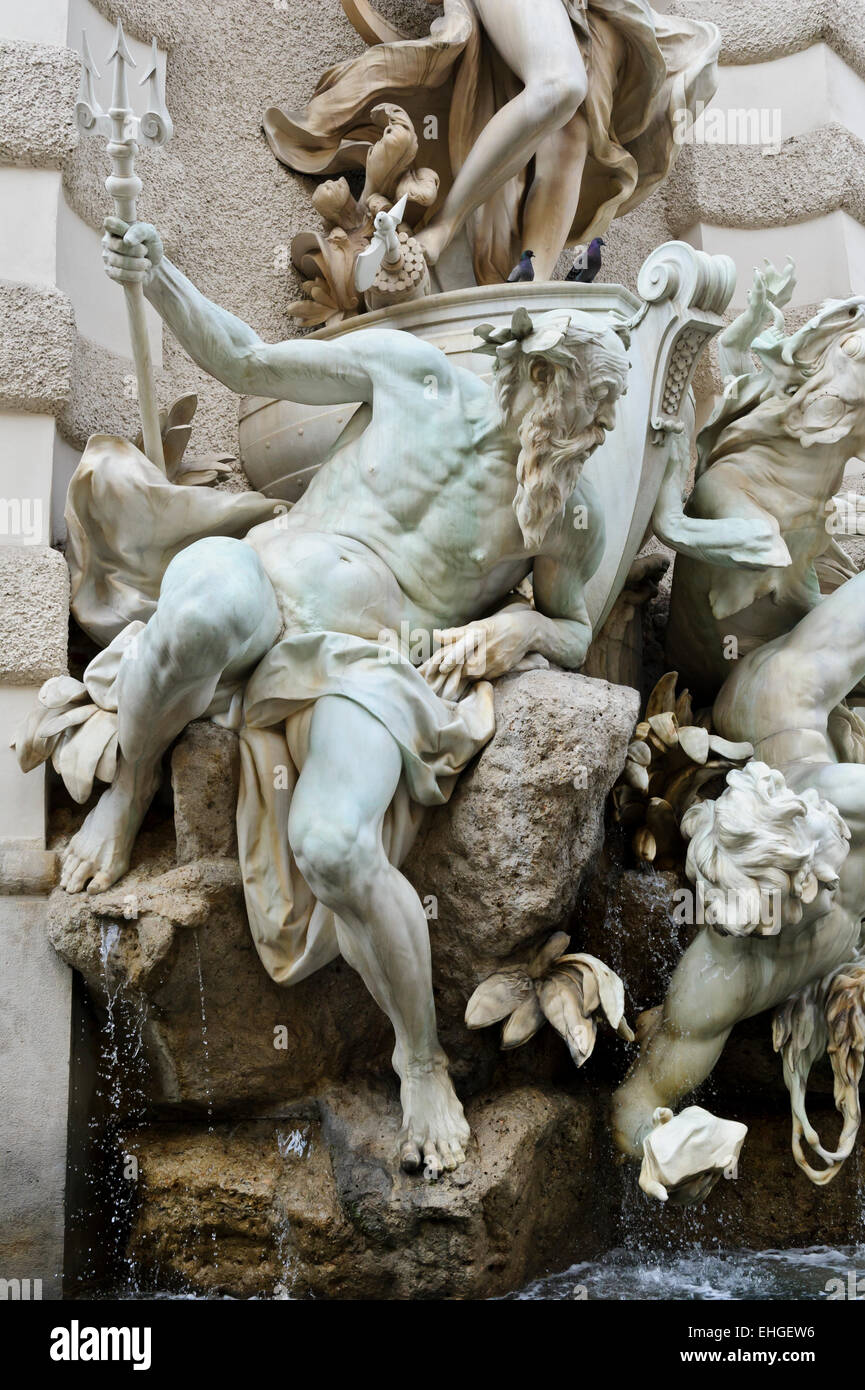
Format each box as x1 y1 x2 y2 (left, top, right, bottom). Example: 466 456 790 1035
557 952 633 1040
527 931 570 978
465 969 533 1028
395 165 440 210
538 974 597 1067
647 712 679 747
646 672 679 718
501 993 545 1049
363 103 418 201
677 725 710 765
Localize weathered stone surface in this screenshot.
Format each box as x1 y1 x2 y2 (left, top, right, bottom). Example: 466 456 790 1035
0 42 78 168
46 846 392 1112
48 669 639 1109
667 124 865 237
0 281 75 416
171 722 239 864
669 0 865 77
405 668 640 1047
0 546 69 683
126 1083 607 1299
0 846 57 895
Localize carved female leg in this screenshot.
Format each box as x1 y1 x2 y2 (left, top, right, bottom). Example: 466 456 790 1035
61 537 281 894
521 111 590 282
416 0 587 268
287 694 470 1176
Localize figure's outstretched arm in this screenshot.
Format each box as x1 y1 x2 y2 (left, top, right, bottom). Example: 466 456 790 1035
716 261 795 384
103 218 376 404
652 429 792 569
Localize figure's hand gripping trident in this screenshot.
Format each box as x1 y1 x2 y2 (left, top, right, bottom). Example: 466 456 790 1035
75 22 173 472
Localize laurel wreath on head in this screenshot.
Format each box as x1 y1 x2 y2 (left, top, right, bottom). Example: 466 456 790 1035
472 307 575 365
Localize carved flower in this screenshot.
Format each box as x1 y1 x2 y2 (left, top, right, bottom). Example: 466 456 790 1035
473 308 575 364
613 672 753 867
465 931 634 1067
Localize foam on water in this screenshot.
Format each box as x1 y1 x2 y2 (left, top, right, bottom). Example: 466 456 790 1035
508 1244 865 1300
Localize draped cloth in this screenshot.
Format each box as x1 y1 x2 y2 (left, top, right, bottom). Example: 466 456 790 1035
263 0 720 284
38 437 496 985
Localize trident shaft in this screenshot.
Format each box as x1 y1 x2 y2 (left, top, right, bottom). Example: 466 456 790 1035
75 22 173 472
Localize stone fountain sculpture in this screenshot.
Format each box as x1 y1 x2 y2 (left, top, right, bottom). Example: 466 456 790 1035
17 1 865 1301
666 262 865 702
17 218 750 1182
265 0 721 289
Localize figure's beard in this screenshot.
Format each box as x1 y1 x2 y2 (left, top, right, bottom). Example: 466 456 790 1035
511 403 606 550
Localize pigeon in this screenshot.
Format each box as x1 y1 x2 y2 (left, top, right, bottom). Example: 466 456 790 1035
507 250 535 283
566 237 605 283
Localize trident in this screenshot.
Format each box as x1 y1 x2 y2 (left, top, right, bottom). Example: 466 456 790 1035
75 21 173 472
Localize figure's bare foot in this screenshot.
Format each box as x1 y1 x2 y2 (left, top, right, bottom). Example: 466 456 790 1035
397 1058 471 1178
60 761 158 896
415 221 452 268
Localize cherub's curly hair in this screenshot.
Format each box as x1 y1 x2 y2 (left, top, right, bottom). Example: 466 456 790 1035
680 761 850 935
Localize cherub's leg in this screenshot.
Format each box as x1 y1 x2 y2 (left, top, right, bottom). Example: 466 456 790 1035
521 113 589 282
416 0 586 266
61 538 281 894
287 694 469 1176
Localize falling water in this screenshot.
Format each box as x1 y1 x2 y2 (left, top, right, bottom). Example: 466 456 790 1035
192 931 214 1134
66 920 151 1295
271 1125 311 1298
190 930 219 1281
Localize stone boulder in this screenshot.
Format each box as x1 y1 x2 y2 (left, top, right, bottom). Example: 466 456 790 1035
405 668 640 1056
47 669 639 1111
125 1083 609 1300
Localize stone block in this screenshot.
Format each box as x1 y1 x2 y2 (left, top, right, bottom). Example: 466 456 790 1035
0 546 68 684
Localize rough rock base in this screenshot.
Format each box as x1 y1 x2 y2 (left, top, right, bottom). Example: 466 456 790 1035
126 1085 607 1300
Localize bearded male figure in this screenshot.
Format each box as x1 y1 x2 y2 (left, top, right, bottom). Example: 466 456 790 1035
24 214 636 1178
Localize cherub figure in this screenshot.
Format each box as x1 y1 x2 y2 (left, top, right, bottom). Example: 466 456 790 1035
614 558 865 1197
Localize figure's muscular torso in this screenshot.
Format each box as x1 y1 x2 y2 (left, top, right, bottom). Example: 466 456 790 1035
244 366 588 641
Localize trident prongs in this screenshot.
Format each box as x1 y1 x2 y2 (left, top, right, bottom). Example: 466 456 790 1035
75 30 104 132
138 38 173 147
74 24 173 472
107 18 136 114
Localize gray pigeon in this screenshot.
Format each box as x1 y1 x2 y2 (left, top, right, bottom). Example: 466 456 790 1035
566 238 605 283
507 249 535 283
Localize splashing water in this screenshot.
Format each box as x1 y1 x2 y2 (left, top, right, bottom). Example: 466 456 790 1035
508 1244 865 1300
272 1125 311 1298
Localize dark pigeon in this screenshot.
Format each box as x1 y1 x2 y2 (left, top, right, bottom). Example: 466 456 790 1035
566 237 605 283
507 249 535 283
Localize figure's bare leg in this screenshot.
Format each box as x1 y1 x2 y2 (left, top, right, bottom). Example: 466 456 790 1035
61 538 281 894
416 0 586 265
288 695 469 1176
521 112 589 281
